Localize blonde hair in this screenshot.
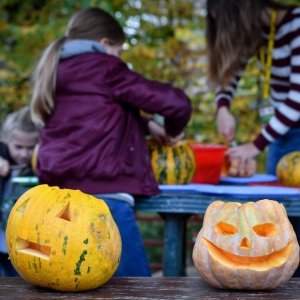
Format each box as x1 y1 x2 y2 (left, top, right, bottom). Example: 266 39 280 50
1 106 39 141
31 7 125 127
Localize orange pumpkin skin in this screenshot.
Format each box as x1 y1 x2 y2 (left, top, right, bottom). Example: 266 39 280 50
192 200 299 290
276 151 300 187
6 185 121 292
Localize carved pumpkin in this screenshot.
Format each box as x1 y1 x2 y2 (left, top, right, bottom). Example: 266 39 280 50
192 200 299 290
222 156 256 177
148 140 195 185
276 151 300 186
6 184 121 292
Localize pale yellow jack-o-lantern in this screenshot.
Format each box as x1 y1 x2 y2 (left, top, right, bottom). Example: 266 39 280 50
192 200 300 290
6 184 121 292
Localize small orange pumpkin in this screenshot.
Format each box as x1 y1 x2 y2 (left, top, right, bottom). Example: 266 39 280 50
276 151 300 186
192 200 299 290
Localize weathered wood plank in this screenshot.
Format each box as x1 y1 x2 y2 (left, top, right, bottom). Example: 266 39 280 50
0 277 299 299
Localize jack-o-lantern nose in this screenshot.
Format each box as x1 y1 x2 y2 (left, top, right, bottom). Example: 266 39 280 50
240 237 251 249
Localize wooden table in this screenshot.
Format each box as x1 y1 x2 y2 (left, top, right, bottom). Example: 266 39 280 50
0 277 299 299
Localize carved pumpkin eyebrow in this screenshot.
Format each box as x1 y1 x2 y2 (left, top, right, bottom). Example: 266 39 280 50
215 222 238 235
252 223 277 237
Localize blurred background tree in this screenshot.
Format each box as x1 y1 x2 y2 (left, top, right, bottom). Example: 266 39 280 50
1 0 299 147
1 0 207 125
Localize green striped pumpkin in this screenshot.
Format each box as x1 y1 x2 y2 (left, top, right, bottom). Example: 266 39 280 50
148 140 196 185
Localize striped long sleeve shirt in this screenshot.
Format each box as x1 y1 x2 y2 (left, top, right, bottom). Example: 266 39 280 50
216 7 300 151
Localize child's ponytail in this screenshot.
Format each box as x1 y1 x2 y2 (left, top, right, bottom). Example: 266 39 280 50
31 36 66 127
30 8 125 127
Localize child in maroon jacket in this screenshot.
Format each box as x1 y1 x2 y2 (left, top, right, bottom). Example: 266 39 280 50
30 8 192 276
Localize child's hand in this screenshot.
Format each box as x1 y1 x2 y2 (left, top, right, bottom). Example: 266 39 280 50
148 120 169 145
0 157 10 177
168 132 185 145
217 107 236 142
148 120 184 146
227 143 260 176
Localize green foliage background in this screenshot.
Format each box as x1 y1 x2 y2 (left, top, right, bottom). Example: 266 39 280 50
1 0 299 147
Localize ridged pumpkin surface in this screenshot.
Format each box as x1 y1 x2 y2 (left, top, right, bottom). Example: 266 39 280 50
148 140 195 185
192 200 299 290
276 151 300 186
6 184 121 292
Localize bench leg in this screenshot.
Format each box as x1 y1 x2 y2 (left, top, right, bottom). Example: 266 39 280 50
160 213 192 277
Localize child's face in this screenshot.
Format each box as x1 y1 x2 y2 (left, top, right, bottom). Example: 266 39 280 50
6 129 39 165
100 39 123 57
105 44 123 57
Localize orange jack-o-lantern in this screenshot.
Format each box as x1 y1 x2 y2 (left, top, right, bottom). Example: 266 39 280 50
6 185 121 292
192 200 299 290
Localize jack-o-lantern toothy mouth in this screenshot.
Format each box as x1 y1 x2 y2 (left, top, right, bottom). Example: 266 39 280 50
202 237 292 271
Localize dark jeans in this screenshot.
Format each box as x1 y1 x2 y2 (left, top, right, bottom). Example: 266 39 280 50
102 198 151 277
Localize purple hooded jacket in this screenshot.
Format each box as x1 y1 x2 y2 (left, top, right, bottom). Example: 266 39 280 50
37 52 192 196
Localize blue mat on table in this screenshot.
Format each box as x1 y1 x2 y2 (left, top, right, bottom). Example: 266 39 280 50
220 173 277 185
159 184 300 197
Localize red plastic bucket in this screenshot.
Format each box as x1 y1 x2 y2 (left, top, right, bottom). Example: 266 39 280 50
190 144 227 184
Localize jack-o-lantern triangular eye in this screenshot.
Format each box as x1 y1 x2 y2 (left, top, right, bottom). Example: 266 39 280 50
215 222 238 235
57 202 71 221
16 199 29 215
252 223 277 237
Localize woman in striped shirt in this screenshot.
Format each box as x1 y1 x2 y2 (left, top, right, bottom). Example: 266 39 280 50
206 0 300 175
